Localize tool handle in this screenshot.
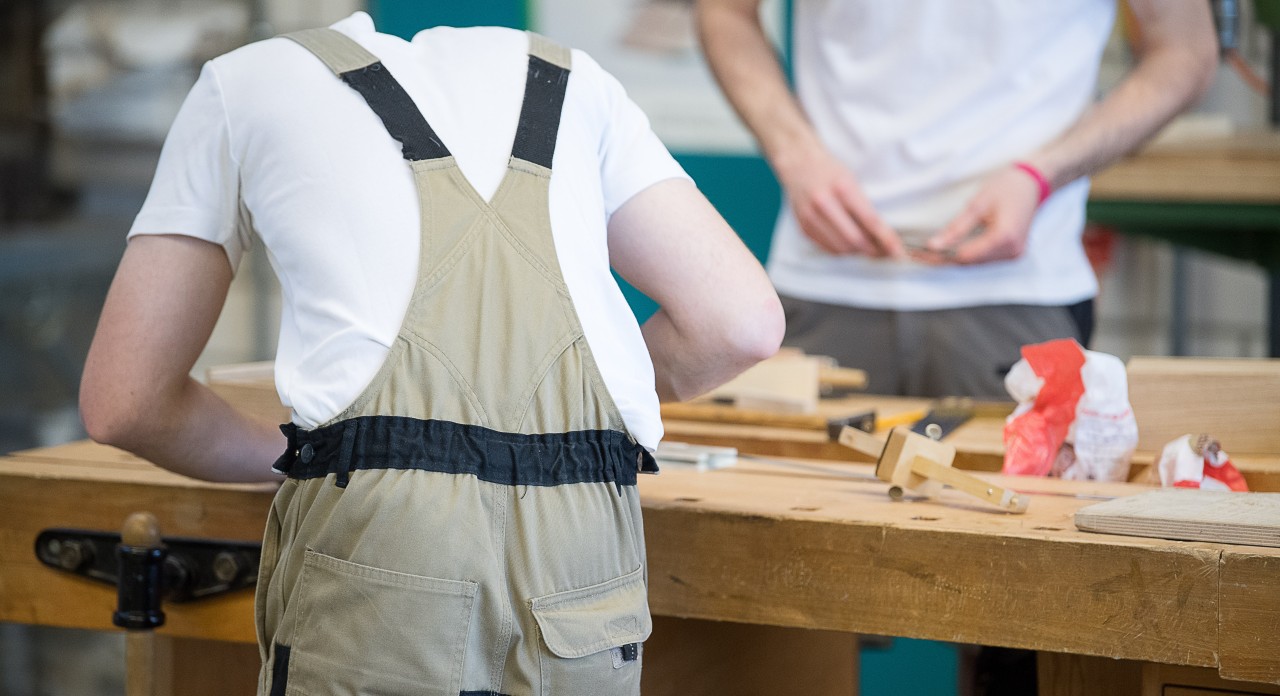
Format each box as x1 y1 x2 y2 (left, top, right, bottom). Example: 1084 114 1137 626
838 426 886 459
818 366 868 390
909 457 1028 513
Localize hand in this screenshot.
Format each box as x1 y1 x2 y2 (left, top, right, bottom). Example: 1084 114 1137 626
916 164 1043 265
776 147 904 259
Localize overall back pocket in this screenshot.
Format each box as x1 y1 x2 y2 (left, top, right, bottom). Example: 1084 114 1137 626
531 565 651 696
286 549 477 696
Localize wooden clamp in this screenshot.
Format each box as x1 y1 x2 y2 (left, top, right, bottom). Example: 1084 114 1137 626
839 426 1029 514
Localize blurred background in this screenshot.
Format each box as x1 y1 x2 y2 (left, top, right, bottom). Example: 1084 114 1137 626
0 0 1276 694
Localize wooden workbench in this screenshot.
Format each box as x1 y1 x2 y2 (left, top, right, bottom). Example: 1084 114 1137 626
2 437 1278 694
1090 131 1280 204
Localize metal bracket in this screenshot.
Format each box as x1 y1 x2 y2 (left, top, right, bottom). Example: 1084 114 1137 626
34 528 260 603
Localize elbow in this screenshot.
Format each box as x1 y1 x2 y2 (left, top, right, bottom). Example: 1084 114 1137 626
741 293 786 363
723 292 786 370
1188 43 1218 105
1174 34 1220 108
79 374 148 452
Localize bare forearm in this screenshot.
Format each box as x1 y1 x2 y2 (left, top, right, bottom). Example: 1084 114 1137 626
1028 3 1215 187
81 235 284 483
696 0 822 174
84 376 283 482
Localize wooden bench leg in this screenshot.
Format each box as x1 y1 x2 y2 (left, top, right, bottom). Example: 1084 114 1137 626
643 616 859 696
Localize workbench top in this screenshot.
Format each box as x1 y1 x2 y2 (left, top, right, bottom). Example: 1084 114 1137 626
2 439 1277 685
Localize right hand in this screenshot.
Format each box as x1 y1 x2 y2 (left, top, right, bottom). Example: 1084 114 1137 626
776 147 903 259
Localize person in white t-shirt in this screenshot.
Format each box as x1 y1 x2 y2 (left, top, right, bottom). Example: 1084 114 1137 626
80 13 782 694
698 0 1216 398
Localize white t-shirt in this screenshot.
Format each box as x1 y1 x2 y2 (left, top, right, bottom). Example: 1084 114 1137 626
130 12 687 449
768 0 1115 311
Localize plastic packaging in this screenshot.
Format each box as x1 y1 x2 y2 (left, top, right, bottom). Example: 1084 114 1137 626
1157 434 1249 491
1002 339 1138 481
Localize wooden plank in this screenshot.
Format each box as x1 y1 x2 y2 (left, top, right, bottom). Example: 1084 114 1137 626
1219 551 1280 685
640 464 1222 667
1127 357 1280 455
705 353 822 413
1037 653 1143 696
1091 132 1280 204
642 617 856 696
1074 490 1280 548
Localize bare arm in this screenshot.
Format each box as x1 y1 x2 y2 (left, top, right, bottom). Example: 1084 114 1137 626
695 0 902 259
80 235 284 482
930 0 1217 263
608 178 784 402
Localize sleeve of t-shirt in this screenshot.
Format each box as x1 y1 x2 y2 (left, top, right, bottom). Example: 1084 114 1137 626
128 61 250 272
577 51 691 218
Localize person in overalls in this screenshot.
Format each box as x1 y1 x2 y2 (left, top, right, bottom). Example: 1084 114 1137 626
80 12 784 695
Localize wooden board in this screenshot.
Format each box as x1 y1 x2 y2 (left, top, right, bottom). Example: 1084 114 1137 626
1127 357 1280 455
705 352 822 413
1091 131 1280 204
1074 490 1280 547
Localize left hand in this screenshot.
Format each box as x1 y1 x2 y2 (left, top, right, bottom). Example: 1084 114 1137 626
913 164 1044 265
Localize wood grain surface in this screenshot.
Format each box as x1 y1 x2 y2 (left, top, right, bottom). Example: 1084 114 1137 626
4 437 1279 684
1090 131 1280 203
1074 490 1280 547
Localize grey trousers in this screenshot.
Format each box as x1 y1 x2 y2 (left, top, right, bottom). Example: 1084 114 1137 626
780 295 1091 399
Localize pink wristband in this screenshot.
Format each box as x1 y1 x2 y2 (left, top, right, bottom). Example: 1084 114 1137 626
1013 161 1052 206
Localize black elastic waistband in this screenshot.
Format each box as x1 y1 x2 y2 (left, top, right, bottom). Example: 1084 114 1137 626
273 416 658 489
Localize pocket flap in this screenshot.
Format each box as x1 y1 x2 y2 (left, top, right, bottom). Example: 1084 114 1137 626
530 565 652 659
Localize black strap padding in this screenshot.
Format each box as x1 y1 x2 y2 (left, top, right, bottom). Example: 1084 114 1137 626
275 416 658 487
510 55 570 168
339 62 450 161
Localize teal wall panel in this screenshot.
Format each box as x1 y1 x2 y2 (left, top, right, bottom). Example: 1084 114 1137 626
369 0 527 36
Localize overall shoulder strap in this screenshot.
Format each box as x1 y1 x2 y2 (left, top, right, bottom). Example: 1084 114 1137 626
510 32 572 169
283 27 450 162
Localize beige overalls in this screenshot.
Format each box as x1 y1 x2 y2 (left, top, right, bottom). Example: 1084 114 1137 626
255 28 657 696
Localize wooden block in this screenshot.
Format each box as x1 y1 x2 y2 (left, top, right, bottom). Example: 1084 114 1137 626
877 427 955 497
707 353 822 413
1127 357 1280 455
1219 552 1280 685
818 365 868 391
1074 490 1280 547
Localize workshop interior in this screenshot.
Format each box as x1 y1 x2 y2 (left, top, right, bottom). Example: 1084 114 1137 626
1 0 1278 695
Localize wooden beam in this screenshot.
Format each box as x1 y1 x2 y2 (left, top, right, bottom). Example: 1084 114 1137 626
1220 551 1280 685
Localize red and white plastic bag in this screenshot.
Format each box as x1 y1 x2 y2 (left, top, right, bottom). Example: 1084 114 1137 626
1002 338 1138 481
1157 434 1249 491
